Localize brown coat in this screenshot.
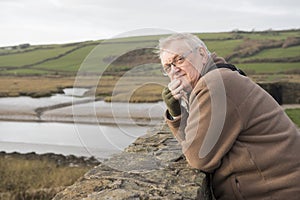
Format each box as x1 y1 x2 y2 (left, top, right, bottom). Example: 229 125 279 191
166 68 300 199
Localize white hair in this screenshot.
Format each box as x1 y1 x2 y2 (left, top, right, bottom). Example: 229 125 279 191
157 33 210 59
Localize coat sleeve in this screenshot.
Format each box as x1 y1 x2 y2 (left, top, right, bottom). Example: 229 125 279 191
164 109 189 142
178 76 243 172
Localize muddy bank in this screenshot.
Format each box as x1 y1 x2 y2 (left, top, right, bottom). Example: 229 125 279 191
0 97 165 125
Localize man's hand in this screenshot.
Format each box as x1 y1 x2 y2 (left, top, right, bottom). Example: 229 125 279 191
168 79 184 100
162 86 181 117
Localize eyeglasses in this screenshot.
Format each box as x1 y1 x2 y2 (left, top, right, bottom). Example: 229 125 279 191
162 47 197 76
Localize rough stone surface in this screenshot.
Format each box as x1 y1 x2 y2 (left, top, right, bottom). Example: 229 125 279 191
53 123 212 200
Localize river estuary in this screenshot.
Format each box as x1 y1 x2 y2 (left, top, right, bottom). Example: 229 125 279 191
0 88 165 160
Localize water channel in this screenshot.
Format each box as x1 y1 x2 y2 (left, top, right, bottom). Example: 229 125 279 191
0 88 166 160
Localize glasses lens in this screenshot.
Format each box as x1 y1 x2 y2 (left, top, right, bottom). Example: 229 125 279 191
175 56 185 65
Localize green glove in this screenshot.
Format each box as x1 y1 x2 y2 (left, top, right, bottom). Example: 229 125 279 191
162 87 181 117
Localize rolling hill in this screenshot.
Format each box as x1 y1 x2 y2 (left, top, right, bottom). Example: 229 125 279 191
0 29 299 76
0 29 299 102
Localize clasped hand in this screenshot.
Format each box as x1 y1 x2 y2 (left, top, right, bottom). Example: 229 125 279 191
162 79 184 117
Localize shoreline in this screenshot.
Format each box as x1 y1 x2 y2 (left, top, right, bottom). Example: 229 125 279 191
0 140 121 160
0 115 161 126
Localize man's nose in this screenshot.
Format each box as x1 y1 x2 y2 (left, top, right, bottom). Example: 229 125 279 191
170 65 181 77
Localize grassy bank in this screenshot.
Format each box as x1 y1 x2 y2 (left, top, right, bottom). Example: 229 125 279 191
286 108 300 127
0 152 99 200
0 76 75 98
0 75 169 102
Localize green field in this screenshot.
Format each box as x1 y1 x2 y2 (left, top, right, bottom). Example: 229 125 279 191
286 108 300 127
0 29 299 76
33 45 97 72
205 39 244 57
238 45 300 62
238 62 300 74
0 46 75 67
239 30 300 40
0 68 53 76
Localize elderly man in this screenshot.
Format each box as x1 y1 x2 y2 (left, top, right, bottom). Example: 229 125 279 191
159 33 300 199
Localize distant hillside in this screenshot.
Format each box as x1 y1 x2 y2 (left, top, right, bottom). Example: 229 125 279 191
0 29 299 77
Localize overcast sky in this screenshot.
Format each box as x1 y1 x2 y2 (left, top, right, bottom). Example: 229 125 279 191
0 0 299 46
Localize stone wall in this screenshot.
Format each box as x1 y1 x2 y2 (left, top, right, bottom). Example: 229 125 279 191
281 82 300 104
258 82 300 104
53 123 212 200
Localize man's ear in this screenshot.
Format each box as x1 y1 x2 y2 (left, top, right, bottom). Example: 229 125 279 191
198 47 208 65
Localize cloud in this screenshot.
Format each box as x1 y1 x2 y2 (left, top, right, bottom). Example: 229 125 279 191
0 0 299 46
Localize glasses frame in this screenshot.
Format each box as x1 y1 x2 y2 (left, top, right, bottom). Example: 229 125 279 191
161 47 198 76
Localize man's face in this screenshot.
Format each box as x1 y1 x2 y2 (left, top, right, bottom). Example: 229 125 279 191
161 41 207 93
